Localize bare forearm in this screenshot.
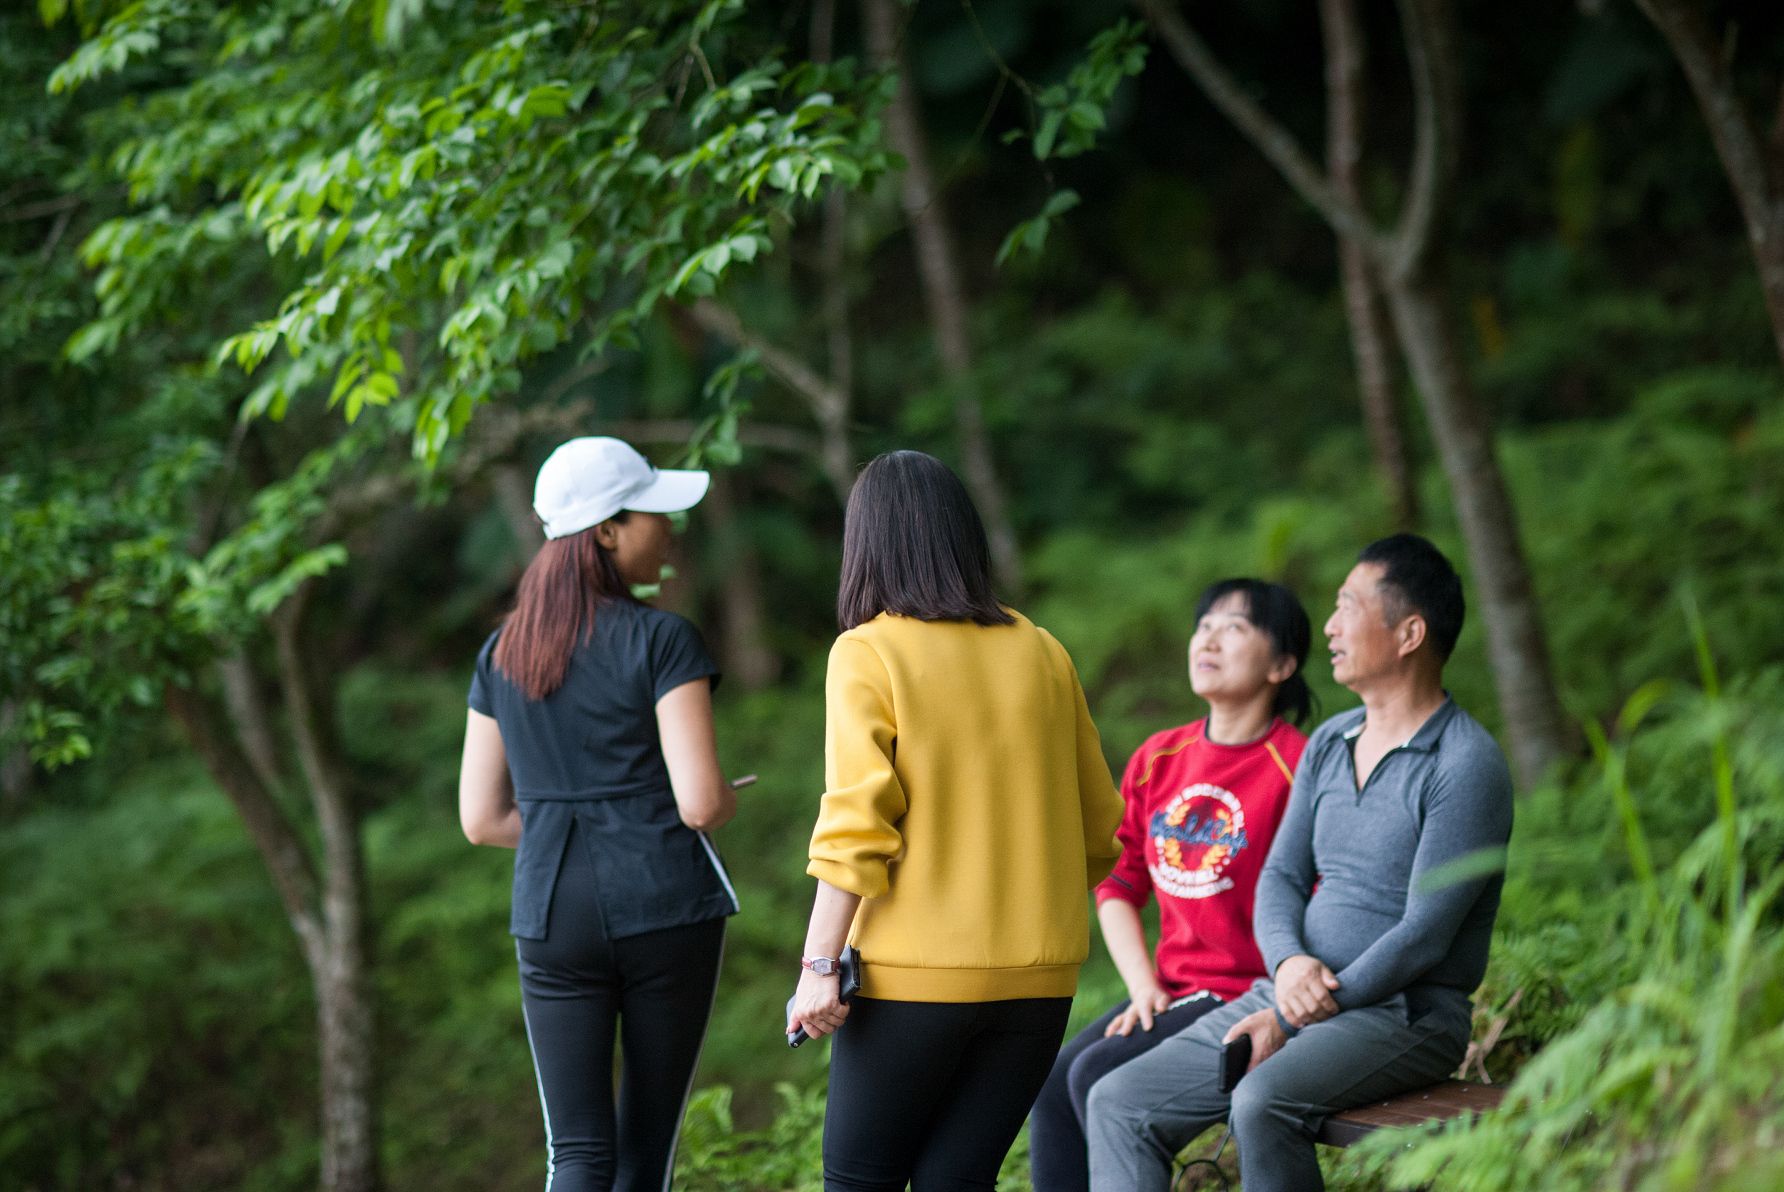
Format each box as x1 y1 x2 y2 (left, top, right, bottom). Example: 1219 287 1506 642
1097 899 1160 994
803 879 862 959
469 805 522 849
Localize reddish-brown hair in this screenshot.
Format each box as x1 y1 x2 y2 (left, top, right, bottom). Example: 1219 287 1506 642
493 517 635 700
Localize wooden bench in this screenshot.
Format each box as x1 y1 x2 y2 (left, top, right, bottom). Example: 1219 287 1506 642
1316 1079 1505 1147
1173 1080 1504 1190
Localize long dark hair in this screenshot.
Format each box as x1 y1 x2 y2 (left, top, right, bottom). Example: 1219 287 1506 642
837 451 1015 631
1193 578 1316 727
494 515 635 700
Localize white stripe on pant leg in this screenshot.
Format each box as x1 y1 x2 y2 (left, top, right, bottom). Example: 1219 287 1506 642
521 1003 558 1191
661 923 727 1192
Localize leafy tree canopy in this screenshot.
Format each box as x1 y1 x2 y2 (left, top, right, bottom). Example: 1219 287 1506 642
48 0 892 459
3 0 898 770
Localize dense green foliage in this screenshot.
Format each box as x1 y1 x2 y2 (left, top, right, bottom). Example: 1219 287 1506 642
5 0 1784 1188
7 395 1781 1187
51 0 889 454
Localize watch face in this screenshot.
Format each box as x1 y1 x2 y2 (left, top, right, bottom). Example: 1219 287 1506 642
806 957 836 976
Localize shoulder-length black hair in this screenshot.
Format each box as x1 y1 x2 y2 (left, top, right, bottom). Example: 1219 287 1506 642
1194 577 1317 727
837 451 1015 631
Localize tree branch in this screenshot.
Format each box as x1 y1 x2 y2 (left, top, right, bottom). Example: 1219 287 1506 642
1635 0 1776 216
0 193 81 223
1320 0 1418 527
1771 79 1784 170
164 682 325 972
271 582 364 985
606 418 820 457
864 0 1022 590
217 651 289 795
1386 0 1460 280
1635 0 1784 366
687 299 855 499
689 300 847 424
319 399 597 537
1133 0 1385 252
271 584 353 870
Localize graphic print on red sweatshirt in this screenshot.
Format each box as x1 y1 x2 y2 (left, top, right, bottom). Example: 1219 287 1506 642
1096 717 1307 1002
1149 784 1250 898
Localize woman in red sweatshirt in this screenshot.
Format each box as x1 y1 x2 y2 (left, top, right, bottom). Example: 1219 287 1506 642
1028 578 1315 1192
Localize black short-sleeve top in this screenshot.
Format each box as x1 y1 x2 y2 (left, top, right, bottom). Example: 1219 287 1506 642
468 599 737 940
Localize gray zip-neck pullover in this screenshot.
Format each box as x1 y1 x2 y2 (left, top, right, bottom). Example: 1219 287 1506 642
1253 698 1514 1013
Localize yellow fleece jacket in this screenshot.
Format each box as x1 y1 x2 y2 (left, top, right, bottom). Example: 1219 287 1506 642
806 611 1125 1001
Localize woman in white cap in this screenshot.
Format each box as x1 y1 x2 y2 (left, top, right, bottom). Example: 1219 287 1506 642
458 437 740 1192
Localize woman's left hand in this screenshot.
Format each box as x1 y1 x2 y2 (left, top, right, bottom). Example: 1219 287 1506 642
787 969 849 1040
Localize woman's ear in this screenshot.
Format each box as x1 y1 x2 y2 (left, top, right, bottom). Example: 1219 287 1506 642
1267 654 1298 686
592 519 620 550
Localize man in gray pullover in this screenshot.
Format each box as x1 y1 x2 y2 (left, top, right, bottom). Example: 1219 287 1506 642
1084 534 1514 1192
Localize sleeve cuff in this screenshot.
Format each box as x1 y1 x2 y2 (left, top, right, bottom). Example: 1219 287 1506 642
1261 936 1307 979
1273 1006 1300 1039
1095 879 1148 908
806 857 887 900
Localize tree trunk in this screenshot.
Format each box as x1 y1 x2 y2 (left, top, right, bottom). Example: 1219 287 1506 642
218 652 287 795
490 463 542 570
703 470 782 689
1319 0 1419 529
164 684 326 967
816 188 858 500
862 0 1022 592
0 701 30 808
1140 0 1573 786
1634 0 1784 371
1380 270 1570 784
313 929 378 1192
275 589 380 1192
167 676 380 1186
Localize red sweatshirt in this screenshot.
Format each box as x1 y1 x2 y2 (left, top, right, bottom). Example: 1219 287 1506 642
1095 717 1307 1002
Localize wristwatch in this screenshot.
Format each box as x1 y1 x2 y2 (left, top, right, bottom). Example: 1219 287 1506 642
801 955 840 977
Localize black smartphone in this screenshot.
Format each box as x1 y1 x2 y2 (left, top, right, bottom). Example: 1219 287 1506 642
1220 1034 1252 1093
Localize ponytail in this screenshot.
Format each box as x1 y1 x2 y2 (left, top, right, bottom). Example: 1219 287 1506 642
493 517 635 700
1273 669 1317 729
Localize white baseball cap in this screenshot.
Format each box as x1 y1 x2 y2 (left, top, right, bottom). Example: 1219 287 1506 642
533 437 710 540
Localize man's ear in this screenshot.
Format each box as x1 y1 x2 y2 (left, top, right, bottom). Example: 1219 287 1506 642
1396 614 1428 659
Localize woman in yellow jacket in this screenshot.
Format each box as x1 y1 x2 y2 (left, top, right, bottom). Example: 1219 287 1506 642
787 450 1125 1191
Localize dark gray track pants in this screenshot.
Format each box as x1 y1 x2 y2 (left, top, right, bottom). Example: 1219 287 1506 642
1084 978 1471 1192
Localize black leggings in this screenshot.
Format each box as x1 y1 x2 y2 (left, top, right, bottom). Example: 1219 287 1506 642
822 995 1073 1192
517 828 726 1192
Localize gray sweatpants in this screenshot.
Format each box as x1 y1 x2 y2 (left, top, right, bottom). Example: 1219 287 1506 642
1084 978 1471 1192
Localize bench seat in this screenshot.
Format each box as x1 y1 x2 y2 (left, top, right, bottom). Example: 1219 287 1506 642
1317 1079 1505 1147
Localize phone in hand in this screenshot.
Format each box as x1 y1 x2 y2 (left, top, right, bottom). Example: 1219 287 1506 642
787 945 862 1049
1220 1034 1252 1093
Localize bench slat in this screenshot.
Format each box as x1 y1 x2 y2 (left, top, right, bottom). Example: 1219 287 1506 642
1315 1080 1505 1147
